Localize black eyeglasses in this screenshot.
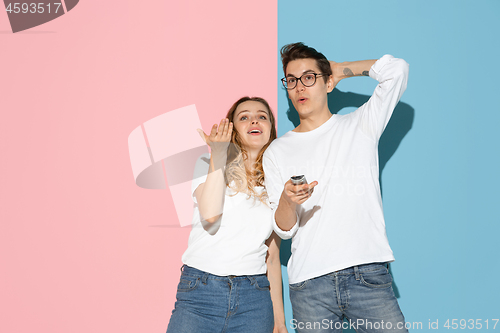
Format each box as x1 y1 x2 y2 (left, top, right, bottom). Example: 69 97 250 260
281 73 325 90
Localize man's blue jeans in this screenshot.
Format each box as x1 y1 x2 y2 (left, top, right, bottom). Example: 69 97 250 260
289 262 408 333
166 265 274 333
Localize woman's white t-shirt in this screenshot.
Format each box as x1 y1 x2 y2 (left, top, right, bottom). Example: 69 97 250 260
182 153 273 276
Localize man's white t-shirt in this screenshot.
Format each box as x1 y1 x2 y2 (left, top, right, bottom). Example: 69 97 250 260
263 55 409 284
182 153 273 276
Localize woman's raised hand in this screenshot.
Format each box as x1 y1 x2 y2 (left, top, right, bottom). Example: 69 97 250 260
197 118 233 154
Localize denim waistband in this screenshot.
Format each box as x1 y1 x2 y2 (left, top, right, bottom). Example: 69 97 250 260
328 262 390 277
180 265 267 282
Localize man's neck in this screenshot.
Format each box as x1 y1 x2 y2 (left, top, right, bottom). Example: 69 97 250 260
294 109 333 132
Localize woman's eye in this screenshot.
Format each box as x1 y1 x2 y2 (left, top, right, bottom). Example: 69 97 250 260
240 116 247 121
260 116 267 120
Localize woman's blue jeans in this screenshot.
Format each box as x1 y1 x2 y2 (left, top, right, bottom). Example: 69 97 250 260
166 265 274 333
289 262 409 333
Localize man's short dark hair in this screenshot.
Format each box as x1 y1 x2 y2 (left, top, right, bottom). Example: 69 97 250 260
280 42 332 83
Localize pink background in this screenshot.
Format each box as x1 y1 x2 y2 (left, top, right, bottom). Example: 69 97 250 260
0 1 277 332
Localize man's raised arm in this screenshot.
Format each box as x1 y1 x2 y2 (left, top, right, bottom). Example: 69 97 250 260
329 59 377 88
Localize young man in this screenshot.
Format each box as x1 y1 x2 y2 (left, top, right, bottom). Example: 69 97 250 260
263 43 409 332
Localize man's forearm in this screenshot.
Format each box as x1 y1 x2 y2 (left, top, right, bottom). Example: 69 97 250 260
331 59 377 84
275 191 297 231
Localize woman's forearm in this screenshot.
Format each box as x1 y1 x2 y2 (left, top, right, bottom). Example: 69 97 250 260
195 150 227 223
266 233 286 331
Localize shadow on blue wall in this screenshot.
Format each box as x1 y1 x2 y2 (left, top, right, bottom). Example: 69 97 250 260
280 88 415 332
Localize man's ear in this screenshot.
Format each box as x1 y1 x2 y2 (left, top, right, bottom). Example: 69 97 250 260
326 75 335 93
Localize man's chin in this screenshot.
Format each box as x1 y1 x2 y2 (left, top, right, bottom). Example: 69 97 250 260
295 106 312 117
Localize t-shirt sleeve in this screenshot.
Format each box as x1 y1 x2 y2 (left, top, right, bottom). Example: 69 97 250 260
191 153 211 203
272 210 299 240
356 54 409 141
263 147 298 240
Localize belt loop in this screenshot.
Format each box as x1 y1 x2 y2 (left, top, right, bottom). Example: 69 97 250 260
201 272 209 285
180 264 185 272
354 266 360 280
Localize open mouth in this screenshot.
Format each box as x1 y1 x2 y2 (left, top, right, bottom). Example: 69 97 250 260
248 129 262 134
298 97 307 103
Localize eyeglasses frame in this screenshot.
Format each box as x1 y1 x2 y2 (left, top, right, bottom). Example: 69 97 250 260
281 72 326 90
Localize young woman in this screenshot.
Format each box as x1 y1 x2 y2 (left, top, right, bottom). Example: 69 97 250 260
166 97 287 333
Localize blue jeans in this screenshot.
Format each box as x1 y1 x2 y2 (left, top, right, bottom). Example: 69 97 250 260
166 265 274 333
289 263 408 333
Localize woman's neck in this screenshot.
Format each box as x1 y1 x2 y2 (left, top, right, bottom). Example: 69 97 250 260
243 149 259 172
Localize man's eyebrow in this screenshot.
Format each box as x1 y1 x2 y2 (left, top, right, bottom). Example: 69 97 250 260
286 69 316 77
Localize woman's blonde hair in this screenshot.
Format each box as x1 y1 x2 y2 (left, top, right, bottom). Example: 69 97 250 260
224 97 277 203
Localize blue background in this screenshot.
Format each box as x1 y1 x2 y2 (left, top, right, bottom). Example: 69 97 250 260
277 0 500 331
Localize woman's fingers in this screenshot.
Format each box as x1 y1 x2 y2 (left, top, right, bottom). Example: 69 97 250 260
223 121 233 140
218 118 226 136
219 118 228 137
220 118 232 140
209 123 218 140
215 119 232 141
202 119 232 146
